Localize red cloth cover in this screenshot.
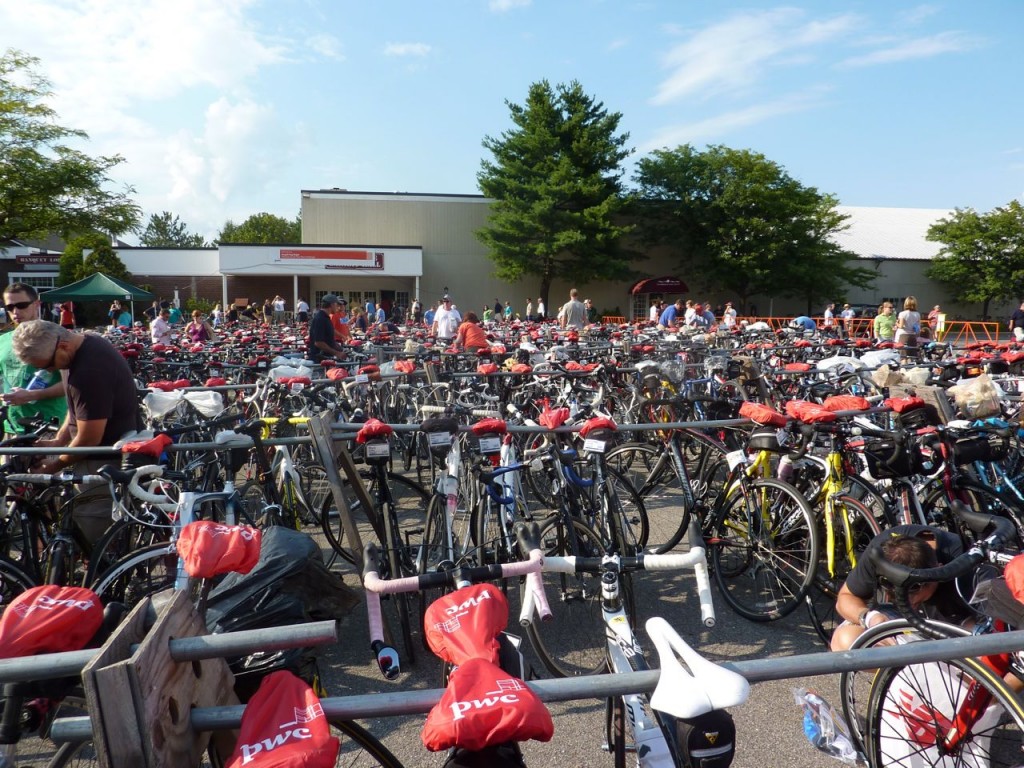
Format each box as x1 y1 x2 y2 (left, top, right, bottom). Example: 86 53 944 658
358 364 380 375
884 396 926 414
424 583 507 666
356 418 393 442
579 416 617 438
538 407 570 429
821 395 871 412
739 401 788 427
470 418 507 436
477 363 499 375
226 670 339 768
171 379 192 390
394 360 416 374
783 362 812 372
793 340 812 348
564 361 584 371
120 433 173 459
176 520 262 579
510 363 532 374
325 367 348 381
148 380 174 391
0 586 104 657
421 657 554 752
784 400 838 423
205 377 228 387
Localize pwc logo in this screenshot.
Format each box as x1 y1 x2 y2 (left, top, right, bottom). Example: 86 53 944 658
450 678 527 722
237 703 325 765
432 588 494 634
13 593 95 618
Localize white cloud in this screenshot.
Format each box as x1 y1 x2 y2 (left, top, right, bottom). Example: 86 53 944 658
651 9 858 105
306 34 344 60
489 0 531 12
899 5 940 25
383 43 433 57
640 91 827 152
607 38 629 52
839 31 983 67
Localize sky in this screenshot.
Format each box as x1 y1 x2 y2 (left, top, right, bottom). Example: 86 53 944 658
2 1 1022 245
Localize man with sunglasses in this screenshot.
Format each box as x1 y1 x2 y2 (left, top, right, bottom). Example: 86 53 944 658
11 319 143 545
0 283 67 438
831 525 966 651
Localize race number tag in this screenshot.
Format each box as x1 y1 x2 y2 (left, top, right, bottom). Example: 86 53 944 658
478 436 501 454
290 382 305 394
776 428 788 447
725 449 747 471
583 438 606 454
428 431 452 448
365 441 390 458
354 374 369 384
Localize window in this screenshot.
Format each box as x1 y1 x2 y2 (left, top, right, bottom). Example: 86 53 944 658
347 291 361 308
8 273 57 290
314 290 346 307
363 291 377 308
395 291 410 311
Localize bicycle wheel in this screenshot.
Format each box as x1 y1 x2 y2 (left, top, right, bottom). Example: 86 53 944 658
806 494 881 647
320 472 429 567
923 480 1024 543
708 477 818 622
475 493 531 567
594 467 649 556
0 556 36 615
606 441 689 553
525 516 610 677
88 543 177 609
841 618 969 755
864 647 1024 768
84 514 173 585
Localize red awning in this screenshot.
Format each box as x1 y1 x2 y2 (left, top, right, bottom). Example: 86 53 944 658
629 276 688 295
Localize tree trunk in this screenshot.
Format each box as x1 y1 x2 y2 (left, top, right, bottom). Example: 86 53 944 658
982 297 991 321
539 277 552 318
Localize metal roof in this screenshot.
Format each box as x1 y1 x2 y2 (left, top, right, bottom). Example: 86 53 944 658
833 205 954 262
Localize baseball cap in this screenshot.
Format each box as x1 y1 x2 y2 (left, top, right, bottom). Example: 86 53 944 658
442 295 452 302
321 294 340 306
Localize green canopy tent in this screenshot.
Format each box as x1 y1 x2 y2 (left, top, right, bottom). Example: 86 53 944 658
40 273 154 325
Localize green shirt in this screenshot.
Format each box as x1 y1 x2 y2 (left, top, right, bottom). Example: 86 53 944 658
873 312 896 340
0 329 68 433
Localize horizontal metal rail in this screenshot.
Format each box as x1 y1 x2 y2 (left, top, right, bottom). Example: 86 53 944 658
50 628 1024 743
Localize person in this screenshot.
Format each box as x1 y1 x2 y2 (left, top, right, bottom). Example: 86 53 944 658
241 303 258 322
184 310 216 344
272 295 286 324
584 299 598 324
503 301 513 323
261 298 273 325
658 299 684 330
211 303 223 327
690 303 712 329
424 302 437 328
722 301 738 329
108 300 122 325
226 304 239 323
536 298 545 322
307 295 345 362
525 298 534 322
351 306 368 334
432 296 461 341
682 299 696 326
455 312 489 353
873 302 896 341
295 298 309 323
926 304 941 338
0 283 68 438
365 299 376 319
789 315 816 332
115 306 132 327
840 303 856 338
822 303 836 334
831 525 966 652
58 302 75 330
482 306 493 323
493 299 503 319
411 297 423 325
12 320 144 545
558 288 587 330
331 300 350 343
150 307 172 345
1010 302 1024 342
144 300 159 322
648 300 661 324
699 303 716 328
375 304 387 325
894 295 921 348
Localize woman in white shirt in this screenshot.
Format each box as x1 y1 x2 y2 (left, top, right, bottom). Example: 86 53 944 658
895 295 921 347
649 301 661 322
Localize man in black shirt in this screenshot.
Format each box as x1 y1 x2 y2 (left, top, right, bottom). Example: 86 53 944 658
1010 302 1024 342
831 525 964 651
13 320 144 544
308 294 344 362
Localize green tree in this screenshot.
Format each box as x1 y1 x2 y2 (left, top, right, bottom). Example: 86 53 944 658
476 80 635 308
0 49 140 243
633 145 874 312
139 211 207 247
59 233 132 285
926 201 1024 318
216 211 300 244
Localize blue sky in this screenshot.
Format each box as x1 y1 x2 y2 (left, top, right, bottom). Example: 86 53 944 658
3 1 1021 244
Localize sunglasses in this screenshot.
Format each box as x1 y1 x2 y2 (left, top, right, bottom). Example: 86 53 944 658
4 300 34 312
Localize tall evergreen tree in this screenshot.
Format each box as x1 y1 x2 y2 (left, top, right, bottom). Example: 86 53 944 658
139 211 207 247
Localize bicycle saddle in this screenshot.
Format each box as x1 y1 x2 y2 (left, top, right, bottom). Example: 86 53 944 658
646 617 749 719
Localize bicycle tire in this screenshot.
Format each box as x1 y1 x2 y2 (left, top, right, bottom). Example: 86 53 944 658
524 516 610 677
320 472 429 567
474 493 531 567
595 467 649 556
88 543 178 609
922 479 1024 543
708 477 819 622
84 514 173 585
864 645 1024 768
0 555 37 615
840 618 969 755
806 494 882 647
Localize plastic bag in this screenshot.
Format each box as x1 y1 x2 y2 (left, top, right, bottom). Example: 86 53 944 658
948 373 1003 419
870 363 906 388
793 688 865 767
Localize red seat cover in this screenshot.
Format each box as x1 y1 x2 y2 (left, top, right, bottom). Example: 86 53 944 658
785 399 837 423
424 583 506 666
783 362 812 372
205 377 228 387
394 360 416 374
325 367 348 381
0 586 104 657
821 395 871 412
739 401 788 427
470 418 507 436
477 363 499 375
538 407 570 429
510 363 532 374
579 416 617 438
121 433 173 459
884 396 926 414
356 418 393 442
226 670 339 768
176 520 262 579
